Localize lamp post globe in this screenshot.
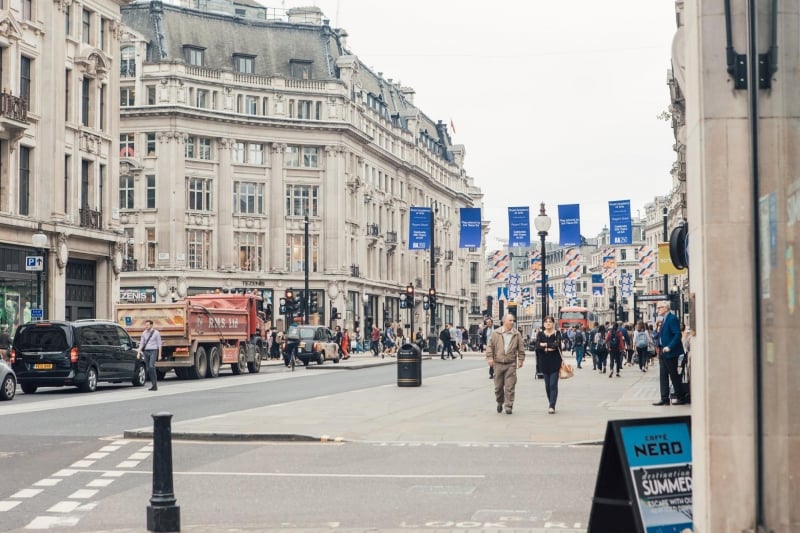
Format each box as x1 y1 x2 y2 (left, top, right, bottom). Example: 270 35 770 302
533 203 551 326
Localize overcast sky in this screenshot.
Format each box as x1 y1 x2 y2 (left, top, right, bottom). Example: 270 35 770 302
280 0 678 249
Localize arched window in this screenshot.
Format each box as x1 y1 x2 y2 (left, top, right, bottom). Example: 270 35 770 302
120 47 135 77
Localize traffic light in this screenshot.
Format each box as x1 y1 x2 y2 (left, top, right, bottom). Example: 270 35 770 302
422 295 430 311
428 287 436 307
309 292 318 314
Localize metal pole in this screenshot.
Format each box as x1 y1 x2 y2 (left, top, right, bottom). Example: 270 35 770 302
540 231 548 323
304 215 310 324
147 413 180 532
662 206 669 296
428 204 437 354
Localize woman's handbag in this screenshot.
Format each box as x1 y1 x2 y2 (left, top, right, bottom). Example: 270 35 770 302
559 361 574 379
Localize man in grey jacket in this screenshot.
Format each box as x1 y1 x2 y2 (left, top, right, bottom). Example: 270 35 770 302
485 314 526 414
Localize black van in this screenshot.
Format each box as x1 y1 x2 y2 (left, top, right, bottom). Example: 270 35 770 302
11 320 146 394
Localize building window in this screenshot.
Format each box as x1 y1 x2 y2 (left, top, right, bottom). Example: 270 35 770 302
233 54 254 73
285 145 319 168
184 46 205 66
65 69 71 120
285 233 318 273
82 9 91 44
146 175 156 209
248 143 264 165
245 95 258 115
99 84 106 130
81 77 90 126
120 47 136 77
100 17 107 51
20 56 31 107
120 86 135 106
120 175 134 209
19 146 30 215
470 262 478 284
195 89 209 108
285 185 319 217
146 227 157 268
146 85 156 105
233 182 264 214
620 248 627 261
197 137 212 160
22 0 32 20
236 232 263 272
65 5 71 36
146 133 156 155
187 177 213 211
232 142 245 164
119 133 135 157
297 100 312 119
184 136 195 158
289 59 311 79
187 229 211 269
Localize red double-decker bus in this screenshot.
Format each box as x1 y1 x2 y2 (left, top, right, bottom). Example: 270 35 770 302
557 306 595 330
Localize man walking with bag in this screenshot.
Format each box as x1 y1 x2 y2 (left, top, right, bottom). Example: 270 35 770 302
138 320 162 391
485 313 525 414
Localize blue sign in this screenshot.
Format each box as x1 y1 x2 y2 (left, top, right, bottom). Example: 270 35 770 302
124 316 133 327
459 208 482 248
609 200 632 245
592 273 604 296
558 204 581 246
408 207 432 250
508 206 530 247
30 308 43 320
620 422 693 532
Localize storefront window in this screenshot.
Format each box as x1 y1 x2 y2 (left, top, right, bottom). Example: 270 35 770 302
0 245 47 333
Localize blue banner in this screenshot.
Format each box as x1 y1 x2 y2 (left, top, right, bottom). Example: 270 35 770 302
508 206 530 247
408 207 432 250
592 274 604 296
459 208 482 248
609 200 632 245
558 204 581 246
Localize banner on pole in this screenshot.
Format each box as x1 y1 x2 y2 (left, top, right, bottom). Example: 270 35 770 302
409 207 432 250
609 200 632 245
558 204 581 246
602 247 617 279
592 274 604 296
508 206 530 247
459 207 482 248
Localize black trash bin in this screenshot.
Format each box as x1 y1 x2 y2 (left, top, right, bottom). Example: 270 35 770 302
397 342 422 387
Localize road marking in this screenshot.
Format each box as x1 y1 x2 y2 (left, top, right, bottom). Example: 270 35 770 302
175 471 485 479
33 479 62 487
99 445 121 452
52 469 77 477
85 452 109 459
128 452 150 460
68 489 98 499
0 501 21 511
12 489 43 498
116 460 140 468
70 460 94 468
86 478 114 488
47 500 81 513
101 471 126 478
25 515 80 529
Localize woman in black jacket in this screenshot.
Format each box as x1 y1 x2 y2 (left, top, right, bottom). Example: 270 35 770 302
535 316 563 414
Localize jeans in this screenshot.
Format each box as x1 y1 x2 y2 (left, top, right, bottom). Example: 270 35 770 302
284 341 297 366
543 371 559 408
441 341 453 358
609 351 623 373
144 349 158 386
574 345 585 367
637 347 648 370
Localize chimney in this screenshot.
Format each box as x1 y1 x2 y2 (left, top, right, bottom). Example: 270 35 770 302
287 6 323 25
400 86 415 105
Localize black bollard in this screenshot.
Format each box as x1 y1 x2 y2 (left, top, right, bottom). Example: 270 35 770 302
147 412 180 532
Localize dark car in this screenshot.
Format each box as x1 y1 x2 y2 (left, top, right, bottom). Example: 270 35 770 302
293 325 340 366
10 320 146 394
1 360 15 401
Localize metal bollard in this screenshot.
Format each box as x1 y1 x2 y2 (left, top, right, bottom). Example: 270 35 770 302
147 412 180 532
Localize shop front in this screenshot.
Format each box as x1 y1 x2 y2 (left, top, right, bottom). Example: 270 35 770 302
0 244 48 332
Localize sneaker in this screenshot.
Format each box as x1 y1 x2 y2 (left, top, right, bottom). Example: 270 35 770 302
548 407 555 414
617 373 621 377
505 407 513 414
609 372 613 379
496 403 503 413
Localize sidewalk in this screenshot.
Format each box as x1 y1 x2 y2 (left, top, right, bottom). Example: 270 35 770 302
126 352 689 445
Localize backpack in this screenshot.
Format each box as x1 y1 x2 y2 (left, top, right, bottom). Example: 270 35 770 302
594 332 607 355
285 325 299 342
608 331 620 352
574 331 584 346
635 331 648 349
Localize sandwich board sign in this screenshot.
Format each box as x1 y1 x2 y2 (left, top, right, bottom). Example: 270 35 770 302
588 416 693 533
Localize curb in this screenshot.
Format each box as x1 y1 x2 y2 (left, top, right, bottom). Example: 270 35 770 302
122 430 342 443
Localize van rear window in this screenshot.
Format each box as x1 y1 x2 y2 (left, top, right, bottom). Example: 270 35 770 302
13 325 71 352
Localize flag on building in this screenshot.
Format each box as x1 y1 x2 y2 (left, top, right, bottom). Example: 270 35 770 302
529 248 542 281
602 247 617 279
637 245 656 278
565 248 582 280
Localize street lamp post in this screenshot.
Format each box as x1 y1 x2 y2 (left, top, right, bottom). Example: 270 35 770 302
406 283 415 344
32 227 48 319
533 203 551 326
428 202 439 354
304 214 310 324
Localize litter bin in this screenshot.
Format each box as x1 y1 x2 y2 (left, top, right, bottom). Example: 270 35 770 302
397 342 422 387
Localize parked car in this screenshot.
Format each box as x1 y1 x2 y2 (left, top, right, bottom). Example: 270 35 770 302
1 360 15 401
10 320 147 394
292 325 340 365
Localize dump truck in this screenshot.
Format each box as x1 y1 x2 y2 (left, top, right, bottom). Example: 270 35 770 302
114 293 267 379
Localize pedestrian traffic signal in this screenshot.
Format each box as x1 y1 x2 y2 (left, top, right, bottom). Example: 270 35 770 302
422 295 430 311
310 292 318 314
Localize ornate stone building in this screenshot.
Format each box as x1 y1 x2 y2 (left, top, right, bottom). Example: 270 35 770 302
117 3 486 333
0 0 128 325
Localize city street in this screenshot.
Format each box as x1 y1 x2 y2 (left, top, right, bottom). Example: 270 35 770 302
0 351 688 532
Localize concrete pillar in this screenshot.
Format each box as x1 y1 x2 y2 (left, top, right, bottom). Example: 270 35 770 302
269 143 286 272
216 138 234 269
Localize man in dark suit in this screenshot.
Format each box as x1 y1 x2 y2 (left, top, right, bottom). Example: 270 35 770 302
653 302 688 405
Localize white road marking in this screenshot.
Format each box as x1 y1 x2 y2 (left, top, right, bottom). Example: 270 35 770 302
116 460 140 468
85 452 109 459
101 471 126 478
33 479 62 487
47 500 81 513
175 471 484 479
70 460 94 468
111 440 131 445
68 489 98 499
138 445 153 452
52 469 77 477
86 478 114 488
127 452 150 460
0 501 21 511
99 445 121 452
12 489 43 498
25 516 80 529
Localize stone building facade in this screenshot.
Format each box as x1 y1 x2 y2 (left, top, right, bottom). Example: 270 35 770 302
0 0 127 327
117 3 486 334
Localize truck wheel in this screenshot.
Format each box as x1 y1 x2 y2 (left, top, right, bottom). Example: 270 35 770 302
190 346 208 379
232 346 247 375
247 346 262 373
317 351 325 365
207 345 221 378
